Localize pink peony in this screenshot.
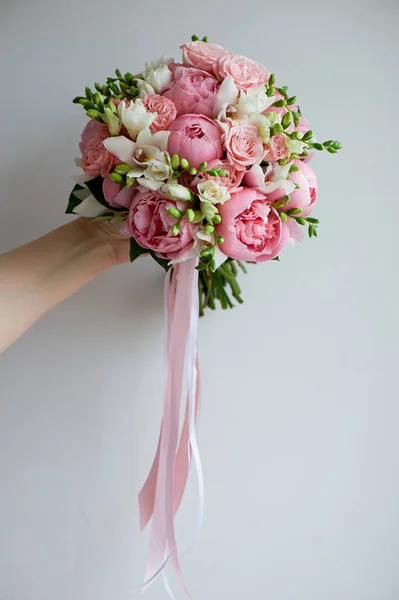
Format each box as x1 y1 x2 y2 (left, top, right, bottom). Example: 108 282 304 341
215 53 270 90
216 188 282 262
181 41 229 74
279 160 318 217
163 67 219 118
143 93 177 132
124 189 197 260
264 133 289 162
224 122 264 171
102 177 136 210
168 114 223 169
192 159 244 191
80 120 117 178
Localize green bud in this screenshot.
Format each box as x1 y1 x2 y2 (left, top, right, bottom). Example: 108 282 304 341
273 201 286 209
125 72 135 85
295 217 307 225
109 172 124 184
272 99 285 108
280 212 288 222
287 96 297 106
217 169 228 177
204 224 214 234
268 73 276 87
200 246 214 257
289 164 300 172
189 167 198 176
282 112 292 129
290 153 299 160
302 130 314 142
279 157 290 166
331 141 342 150
130 86 138 96
171 224 180 236
202 35 209 42
170 154 180 170
94 92 104 112
115 68 123 80
287 208 302 216
207 169 218 176
193 210 203 223
199 161 208 171
327 147 337 154
85 86 93 101
80 99 95 109
270 123 283 136
102 85 110 96
295 183 300 189
107 101 117 114
126 176 135 187
313 143 324 151
86 109 101 119
168 207 182 219
191 34 200 41
180 158 190 170
266 87 275 97
213 214 222 224
94 82 102 93
109 82 120 94
120 81 129 91
276 87 288 100
283 195 291 203
216 236 224 245
291 131 302 140
322 139 334 147
114 163 132 175
209 258 217 273
73 96 85 104
308 224 314 238
292 112 300 127
306 217 319 224
186 208 195 222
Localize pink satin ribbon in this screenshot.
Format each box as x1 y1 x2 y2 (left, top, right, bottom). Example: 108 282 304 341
138 259 201 596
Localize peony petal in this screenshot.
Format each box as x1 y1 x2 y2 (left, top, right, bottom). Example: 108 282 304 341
103 136 135 164
213 75 238 119
243 165 264 188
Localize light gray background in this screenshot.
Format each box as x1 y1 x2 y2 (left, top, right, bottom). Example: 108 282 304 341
1 1 398 599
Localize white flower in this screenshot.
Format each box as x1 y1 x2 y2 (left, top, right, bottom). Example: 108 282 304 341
142 55 173 93
118 99 156 140
68 173 107 217
102 106 121 135
161 183 194 201
236 86 275 116
249 113 271 144
253 163 296 196
200 201 218 223
136 79 156 98
213 75 238 119
197 180 230 204
103 128 171 190
285 136 305 156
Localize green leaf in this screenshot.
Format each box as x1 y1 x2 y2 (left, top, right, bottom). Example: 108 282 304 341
149 250 171 271
272 256 280 261
129 238 147 263
85 176 125 212
66 183 85 214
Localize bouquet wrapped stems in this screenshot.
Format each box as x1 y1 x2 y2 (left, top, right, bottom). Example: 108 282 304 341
198 260 246 315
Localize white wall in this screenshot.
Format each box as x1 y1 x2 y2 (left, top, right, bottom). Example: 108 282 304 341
1 1 399 599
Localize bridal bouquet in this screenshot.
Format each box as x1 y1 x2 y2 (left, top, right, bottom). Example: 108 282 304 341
67 35 341 595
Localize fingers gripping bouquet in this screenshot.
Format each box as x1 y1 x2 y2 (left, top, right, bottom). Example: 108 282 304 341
67 35 341 594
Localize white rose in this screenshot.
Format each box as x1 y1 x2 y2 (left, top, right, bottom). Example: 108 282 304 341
197 181 230 204
118 99 156 140
236 86 275 116
142 55 173 93
145 156 173 182
136 79 156 98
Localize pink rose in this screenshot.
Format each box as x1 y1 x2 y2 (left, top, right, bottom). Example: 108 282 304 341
181 41 229 74
124 189 196 260
215 53 270 90
80 121 117 178
224 123 264 171
216 188 282 262
168 114 223 169
143 93 177 132
280 160 318 217
264 133 289 162
102 177 136 210
163 67 219 118
193 159 244 191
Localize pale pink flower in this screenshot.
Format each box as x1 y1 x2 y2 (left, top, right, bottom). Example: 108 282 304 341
143 93 177 132
181 41 229 74
80 121 117 177
215 53 270 91
167 114 223 169
163 67 219 118
224 122 264 171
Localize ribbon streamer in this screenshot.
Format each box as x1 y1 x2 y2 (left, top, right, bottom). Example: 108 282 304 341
138 259 203 596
